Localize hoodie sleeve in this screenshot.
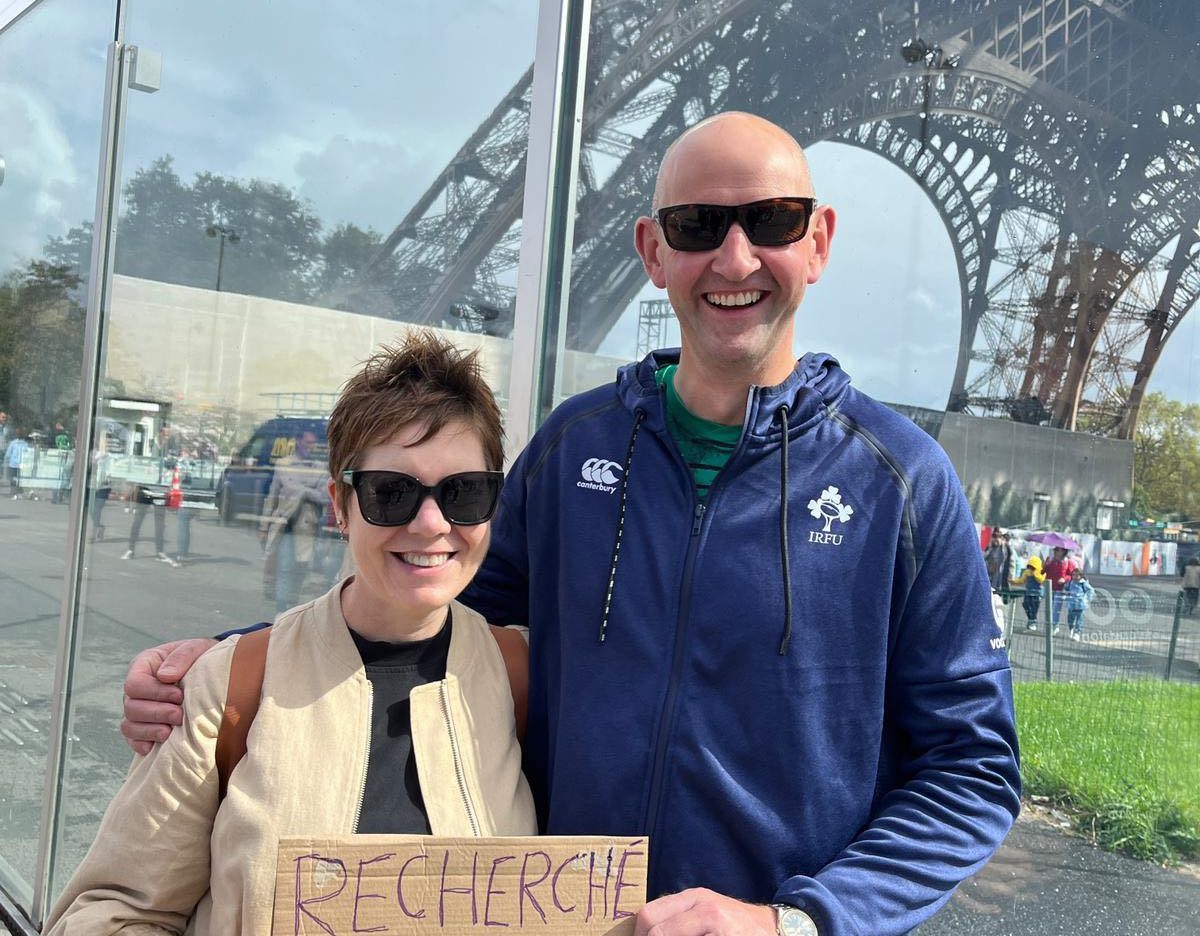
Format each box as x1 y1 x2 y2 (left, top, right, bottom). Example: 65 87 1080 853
43 643 233 935
774 453 1021 936
459 445 533 630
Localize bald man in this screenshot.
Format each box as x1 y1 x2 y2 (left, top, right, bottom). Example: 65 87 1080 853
121 113 1019 936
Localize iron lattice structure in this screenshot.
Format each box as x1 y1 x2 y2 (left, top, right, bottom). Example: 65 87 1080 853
348 0 1200 439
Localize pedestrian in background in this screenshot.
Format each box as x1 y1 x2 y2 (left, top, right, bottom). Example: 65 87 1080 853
1043 545 1076 634
52 421 73 504
90 449 112 541
122 482 177 566
0 410 10 483
7 429 29 498
984 528 1013 593
1012 555 1047 631
1063 567 1095 641
1182 556 1200 616
259 430 326 613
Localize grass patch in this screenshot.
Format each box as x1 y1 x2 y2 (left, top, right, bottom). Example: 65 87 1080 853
1014 679 1200 863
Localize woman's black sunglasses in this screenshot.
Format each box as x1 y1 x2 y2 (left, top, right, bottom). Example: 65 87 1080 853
340 469 503 527
656 196 816 252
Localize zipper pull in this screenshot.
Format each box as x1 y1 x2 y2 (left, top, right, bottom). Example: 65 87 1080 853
692 502 706 536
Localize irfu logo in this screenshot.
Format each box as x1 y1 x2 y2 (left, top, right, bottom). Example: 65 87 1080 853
807 485 854 545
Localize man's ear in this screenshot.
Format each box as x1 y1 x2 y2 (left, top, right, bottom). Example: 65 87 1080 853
805 204 836 285
634 215 668 289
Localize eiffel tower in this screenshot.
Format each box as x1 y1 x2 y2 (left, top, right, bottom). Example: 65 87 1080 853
343 0 1199 440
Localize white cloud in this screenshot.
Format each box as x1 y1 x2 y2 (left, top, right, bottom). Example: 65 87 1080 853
0 83 84 266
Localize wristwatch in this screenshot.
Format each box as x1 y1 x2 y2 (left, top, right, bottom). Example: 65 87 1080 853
771 904 818 936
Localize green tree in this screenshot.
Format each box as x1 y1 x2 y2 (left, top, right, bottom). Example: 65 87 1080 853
111 156 324 302
318 223 385 294
0 261 85 431
1132 392 1200 521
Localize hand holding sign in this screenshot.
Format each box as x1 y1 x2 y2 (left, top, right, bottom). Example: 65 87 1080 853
633 888 776 936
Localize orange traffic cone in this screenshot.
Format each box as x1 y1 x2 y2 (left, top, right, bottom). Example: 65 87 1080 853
166 466 183 510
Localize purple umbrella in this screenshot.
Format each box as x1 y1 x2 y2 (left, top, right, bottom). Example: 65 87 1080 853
1027 530 1081 551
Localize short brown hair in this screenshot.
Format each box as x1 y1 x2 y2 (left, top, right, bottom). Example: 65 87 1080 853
328 330 504 514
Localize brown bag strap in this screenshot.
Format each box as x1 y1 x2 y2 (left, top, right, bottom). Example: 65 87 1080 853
215 626 271 801
489 625 528 744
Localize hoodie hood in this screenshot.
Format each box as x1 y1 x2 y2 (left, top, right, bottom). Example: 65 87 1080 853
617 349 852 436
1026 556 1044 573
605 348 853 654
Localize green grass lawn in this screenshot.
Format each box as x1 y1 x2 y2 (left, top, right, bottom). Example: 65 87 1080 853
1014 680 1200 862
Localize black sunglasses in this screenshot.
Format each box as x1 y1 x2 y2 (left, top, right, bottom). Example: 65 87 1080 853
340 469 503 527
656 197 816 252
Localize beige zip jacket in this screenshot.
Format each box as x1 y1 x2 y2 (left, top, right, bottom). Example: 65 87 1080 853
46 580 537 935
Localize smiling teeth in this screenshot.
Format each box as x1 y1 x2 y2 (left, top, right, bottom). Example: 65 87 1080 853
707 291 763 307
400 553 449 567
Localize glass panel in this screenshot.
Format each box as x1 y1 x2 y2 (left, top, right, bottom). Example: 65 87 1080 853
48 0 537 900
548 1 1199 931
0 0 115 913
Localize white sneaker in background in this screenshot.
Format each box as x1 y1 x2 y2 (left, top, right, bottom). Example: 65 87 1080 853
121 549 134 559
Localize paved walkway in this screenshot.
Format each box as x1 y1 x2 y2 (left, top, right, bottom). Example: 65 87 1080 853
917 808 1200 935
4 810 1198 933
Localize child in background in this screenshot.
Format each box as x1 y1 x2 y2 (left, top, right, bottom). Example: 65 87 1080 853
1064 567 1095 642
6 429 29 499
1012 556 1046 631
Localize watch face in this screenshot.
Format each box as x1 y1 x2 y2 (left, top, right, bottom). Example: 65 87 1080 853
776 906 818 936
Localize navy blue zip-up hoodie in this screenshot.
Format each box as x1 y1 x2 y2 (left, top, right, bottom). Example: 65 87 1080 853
463 350 1020 936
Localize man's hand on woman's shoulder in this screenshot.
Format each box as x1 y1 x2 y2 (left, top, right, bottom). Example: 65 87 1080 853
121 638 216 754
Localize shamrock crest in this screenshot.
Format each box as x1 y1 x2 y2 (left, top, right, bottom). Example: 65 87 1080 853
808 485 855 533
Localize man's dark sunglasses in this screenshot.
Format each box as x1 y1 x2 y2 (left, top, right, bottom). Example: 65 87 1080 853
656 197 816 252
340 469 503 527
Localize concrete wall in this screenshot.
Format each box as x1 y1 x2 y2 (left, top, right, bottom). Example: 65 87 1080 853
106 275 626 422
107 276 1134 530
890 404 1134 532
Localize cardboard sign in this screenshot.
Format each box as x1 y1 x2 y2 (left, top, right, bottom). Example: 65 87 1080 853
272 835 648 935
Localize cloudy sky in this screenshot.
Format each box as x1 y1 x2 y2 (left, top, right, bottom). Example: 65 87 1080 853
2 0 1197 411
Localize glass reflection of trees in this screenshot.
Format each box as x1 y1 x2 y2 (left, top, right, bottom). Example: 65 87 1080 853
0 154 410 437
25 154 405 310
0 260 86 434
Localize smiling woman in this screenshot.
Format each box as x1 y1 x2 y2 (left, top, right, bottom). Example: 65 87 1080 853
325 335 505 642
4 0 539 918
44 332 536 936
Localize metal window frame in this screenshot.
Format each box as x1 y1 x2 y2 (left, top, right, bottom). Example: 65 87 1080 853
5 0 588 923
0 0 43 34
28 3 128 926
506 0 591 459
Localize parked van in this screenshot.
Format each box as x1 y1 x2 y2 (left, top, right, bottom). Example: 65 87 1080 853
215 416 328 524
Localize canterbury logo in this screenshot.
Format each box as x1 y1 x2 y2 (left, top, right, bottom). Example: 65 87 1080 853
581 458 622 485
577 457 622 493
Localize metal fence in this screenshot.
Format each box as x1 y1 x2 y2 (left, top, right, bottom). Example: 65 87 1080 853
1001 576 1198 685
1001 574 1200 805
6 448 224 498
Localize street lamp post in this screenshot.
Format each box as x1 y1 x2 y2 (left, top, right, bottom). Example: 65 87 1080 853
205 223 240 292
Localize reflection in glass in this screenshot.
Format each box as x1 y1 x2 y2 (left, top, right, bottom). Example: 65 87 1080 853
48 0 538 901
0 0 115 911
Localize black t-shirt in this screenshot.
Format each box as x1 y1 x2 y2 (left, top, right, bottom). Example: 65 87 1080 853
349 613 452 833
